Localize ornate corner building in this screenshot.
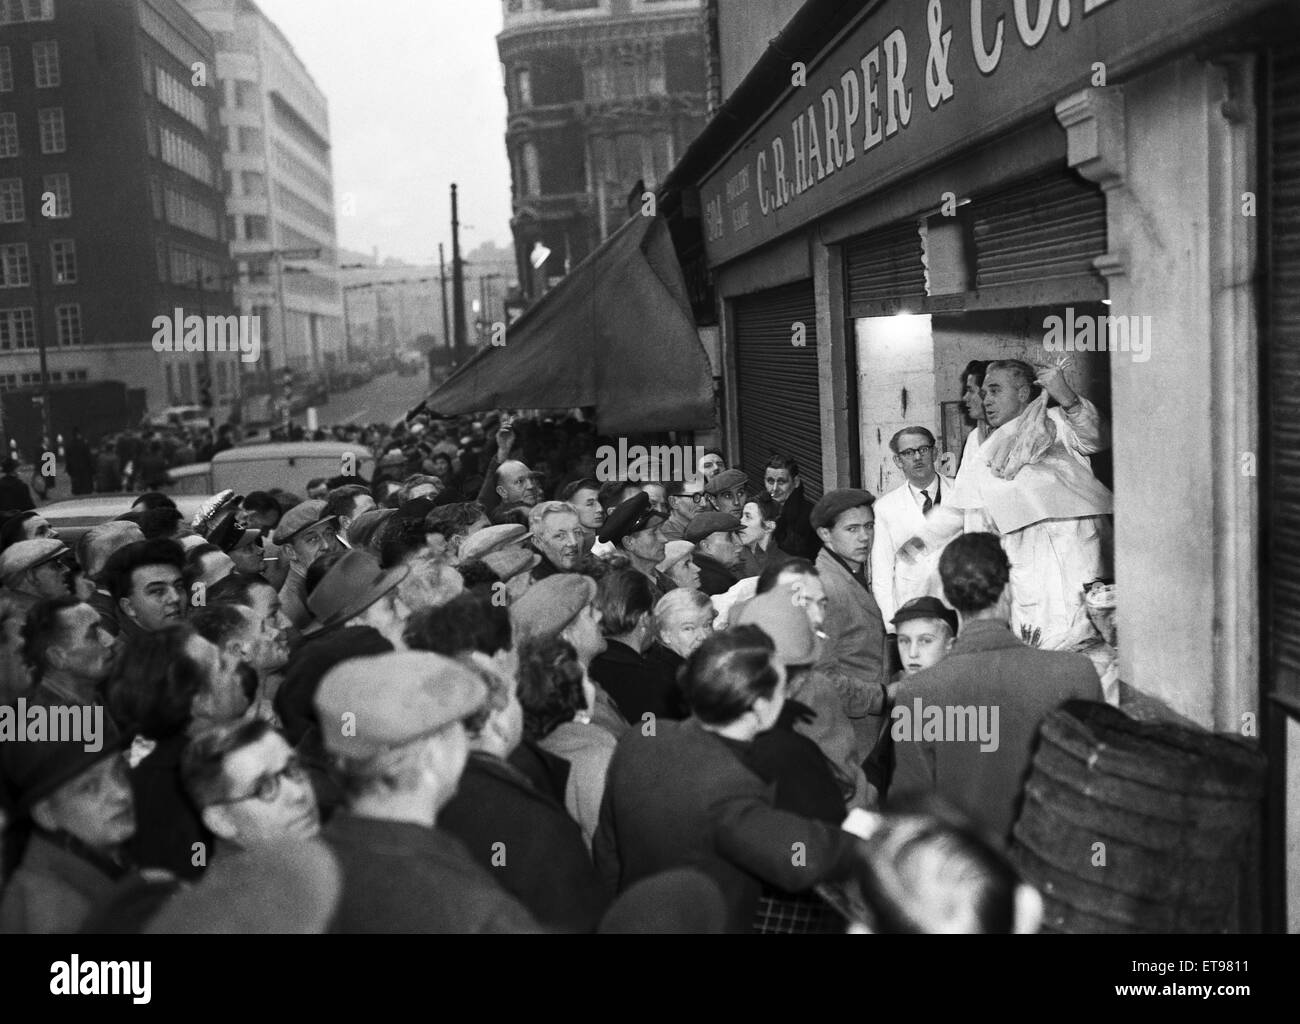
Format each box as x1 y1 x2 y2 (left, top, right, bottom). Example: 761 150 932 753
498 0 707 299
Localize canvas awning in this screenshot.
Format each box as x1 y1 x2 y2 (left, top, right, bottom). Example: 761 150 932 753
418 214 715 434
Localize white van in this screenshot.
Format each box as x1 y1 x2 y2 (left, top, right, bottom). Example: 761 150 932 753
164 441 375 497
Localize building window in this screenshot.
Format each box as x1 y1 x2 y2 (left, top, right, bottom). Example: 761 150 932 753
0 112 17 157
0 242 29 287
1 0 54 24
235 80 258 110
0 47 12 92
244 214 268 241
150 177 163 219
38 106 65 153
50 238 75 283
0 307 35 350
33 41 59 88
56 302 81 345
156 239 168 283
522 142 540 197
516 67 532 108
42 172 70 217
238 126 263 155
155 66 207 130
178 362 193 403
241 170 266 196
159 126 213 185
0 177 22 222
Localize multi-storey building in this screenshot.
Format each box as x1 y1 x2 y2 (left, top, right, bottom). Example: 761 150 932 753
0 0 234 420
181 0 342 384
497 0 707 299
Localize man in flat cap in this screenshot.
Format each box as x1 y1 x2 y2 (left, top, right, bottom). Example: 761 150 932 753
0 728 136 934
684 512 745 597
704 468 749 518
0 538 73 615
511 573 626 739
272 500 341 630
317 652 542 932
811 489 891 778
598 493 672 601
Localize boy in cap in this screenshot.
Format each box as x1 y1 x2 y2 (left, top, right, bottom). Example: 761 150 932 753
892 596 958 684
704 469 749 518
317 652 542 933
0 729 136 934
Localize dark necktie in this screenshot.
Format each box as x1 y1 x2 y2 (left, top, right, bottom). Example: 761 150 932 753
921 489 933 515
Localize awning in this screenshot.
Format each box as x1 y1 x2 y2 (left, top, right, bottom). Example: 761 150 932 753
418 214 715 434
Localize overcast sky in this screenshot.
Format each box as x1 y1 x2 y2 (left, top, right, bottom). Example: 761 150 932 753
256 0 513 266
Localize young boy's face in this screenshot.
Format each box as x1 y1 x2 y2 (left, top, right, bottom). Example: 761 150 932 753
897 618 955 675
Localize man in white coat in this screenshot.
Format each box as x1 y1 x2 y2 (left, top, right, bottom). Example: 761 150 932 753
871 427 947 627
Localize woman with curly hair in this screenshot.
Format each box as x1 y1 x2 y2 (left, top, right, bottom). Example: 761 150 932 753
515 635 616 850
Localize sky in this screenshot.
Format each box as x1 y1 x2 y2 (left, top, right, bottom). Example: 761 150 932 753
255 0 513 267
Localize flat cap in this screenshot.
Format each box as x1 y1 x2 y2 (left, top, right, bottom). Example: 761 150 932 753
735 583 820 667
809 488 875 531
683 512 742 544
704 469 749 496
272 500 336 545
659 540 695 572
483 546 539 581
0 538 69 581
459 524 528 563
0 715 127 813
598 492 666 545
314 651 487 759
892 595 958 636
510 573 596 642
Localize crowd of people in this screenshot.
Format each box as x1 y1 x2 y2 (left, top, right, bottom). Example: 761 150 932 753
0 357 1122 934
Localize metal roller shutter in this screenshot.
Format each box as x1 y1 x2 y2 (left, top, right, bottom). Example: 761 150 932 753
732 280 822 500
1267 44 1300 701
970 170 1108 306
844 221 927 318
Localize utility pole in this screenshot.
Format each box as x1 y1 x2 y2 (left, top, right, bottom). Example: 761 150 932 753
438 243 450 354
451 184 467 367
31 257 52 453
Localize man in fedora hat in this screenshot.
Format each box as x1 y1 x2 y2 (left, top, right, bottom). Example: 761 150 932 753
301 549 411 649
317 652 542 932
0 727 136 934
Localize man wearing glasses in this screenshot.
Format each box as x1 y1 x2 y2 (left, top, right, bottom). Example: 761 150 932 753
659 476 709 543
182 719 320 859
871 427 947 628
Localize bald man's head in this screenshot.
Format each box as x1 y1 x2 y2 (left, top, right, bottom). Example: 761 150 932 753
496 460 542 508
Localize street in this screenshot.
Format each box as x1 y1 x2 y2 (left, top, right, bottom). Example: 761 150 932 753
290 369 431 431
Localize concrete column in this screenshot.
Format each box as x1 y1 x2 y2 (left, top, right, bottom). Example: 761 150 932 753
1055 56 1259 730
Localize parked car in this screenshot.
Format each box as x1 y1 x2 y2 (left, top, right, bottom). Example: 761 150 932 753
39 493 215 547
145 405 212 431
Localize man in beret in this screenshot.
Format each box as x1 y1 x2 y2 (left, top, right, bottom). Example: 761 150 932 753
0 731 136 934
598 493 672 600
528 502 585 581
0 538 73 615
811 489 891 777
317 652 542 932
273 500 341 629
684 512 745 596
704 469 749 518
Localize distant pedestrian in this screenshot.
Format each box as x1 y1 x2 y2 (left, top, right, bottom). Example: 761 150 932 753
65 429 95 496
0 458 35 512
94 442 121 493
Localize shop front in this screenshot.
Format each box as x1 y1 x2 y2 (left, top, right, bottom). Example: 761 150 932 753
675 0 1299 928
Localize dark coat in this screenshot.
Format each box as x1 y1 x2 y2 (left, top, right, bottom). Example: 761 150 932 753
589 638 686 723
125 733 211 880
0 830 128 934
439 752 611 932
774 484 819 561
593 718 861 932
508 737 571 807
693 552 738 597
323 812 542 933
889 618 1104 845
0 473 34 512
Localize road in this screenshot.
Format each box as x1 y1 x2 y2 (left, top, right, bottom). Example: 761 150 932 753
291 369 432 430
